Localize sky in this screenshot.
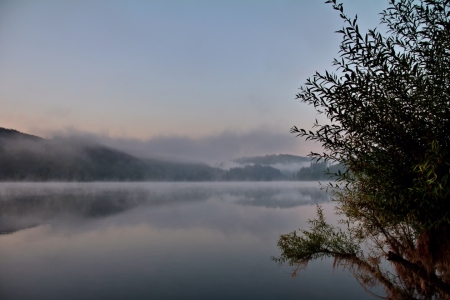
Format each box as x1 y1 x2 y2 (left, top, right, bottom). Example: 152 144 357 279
0 0 389 162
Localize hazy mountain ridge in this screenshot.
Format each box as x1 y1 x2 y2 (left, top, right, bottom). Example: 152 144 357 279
0 127 42 142
218 154 314 178
0 127 337 181
0 130 148 181
293 162 345 181
233 154 310 165
222 164 286 181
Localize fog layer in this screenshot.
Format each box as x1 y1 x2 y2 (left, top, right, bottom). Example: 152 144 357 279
46 127 319 163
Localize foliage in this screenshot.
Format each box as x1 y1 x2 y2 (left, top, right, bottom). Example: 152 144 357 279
275 0 450 299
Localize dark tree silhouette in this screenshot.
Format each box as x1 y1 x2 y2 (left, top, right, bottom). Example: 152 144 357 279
274 1 450 299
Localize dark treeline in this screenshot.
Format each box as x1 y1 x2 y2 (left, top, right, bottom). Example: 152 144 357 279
233 154 310 165
223 164 286 181
292 162 345 181
0 127 336 181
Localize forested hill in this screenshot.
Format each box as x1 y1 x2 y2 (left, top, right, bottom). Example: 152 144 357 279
0 128 42 142
0 128 289 181
0 128 149 181
233 154 309 165
0 127 338 181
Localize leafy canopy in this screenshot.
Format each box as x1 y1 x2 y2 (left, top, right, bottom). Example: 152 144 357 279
275 0 450 299
292 0 450 231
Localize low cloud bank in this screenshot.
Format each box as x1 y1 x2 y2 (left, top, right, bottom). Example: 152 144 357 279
48 127 320 164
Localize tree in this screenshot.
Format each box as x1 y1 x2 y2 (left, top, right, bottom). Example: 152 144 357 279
273 0 450 299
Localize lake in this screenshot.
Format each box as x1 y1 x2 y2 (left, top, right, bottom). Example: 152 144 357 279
0 182 376 299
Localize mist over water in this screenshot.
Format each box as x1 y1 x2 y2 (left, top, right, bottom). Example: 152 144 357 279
0 182 375 300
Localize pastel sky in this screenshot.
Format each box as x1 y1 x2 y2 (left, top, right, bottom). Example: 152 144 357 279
0 0 388 161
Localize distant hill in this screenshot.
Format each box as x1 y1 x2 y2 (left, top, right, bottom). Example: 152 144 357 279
223 164 287 181
221 154 311 177
0 128 288 181
0 129 149 181
292 161 345 181
229 154 344 181
0 127 341 181
0 127 42 142
233 154 309 165
142 158 223 181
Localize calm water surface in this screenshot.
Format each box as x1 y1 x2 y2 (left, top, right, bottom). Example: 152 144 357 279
0 182 375 299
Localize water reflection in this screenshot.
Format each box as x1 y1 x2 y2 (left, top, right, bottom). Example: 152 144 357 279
0 182 372 300
232 187 330 208
0 182 330 234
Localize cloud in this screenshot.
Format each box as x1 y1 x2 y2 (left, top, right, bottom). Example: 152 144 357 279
46 126 321 163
